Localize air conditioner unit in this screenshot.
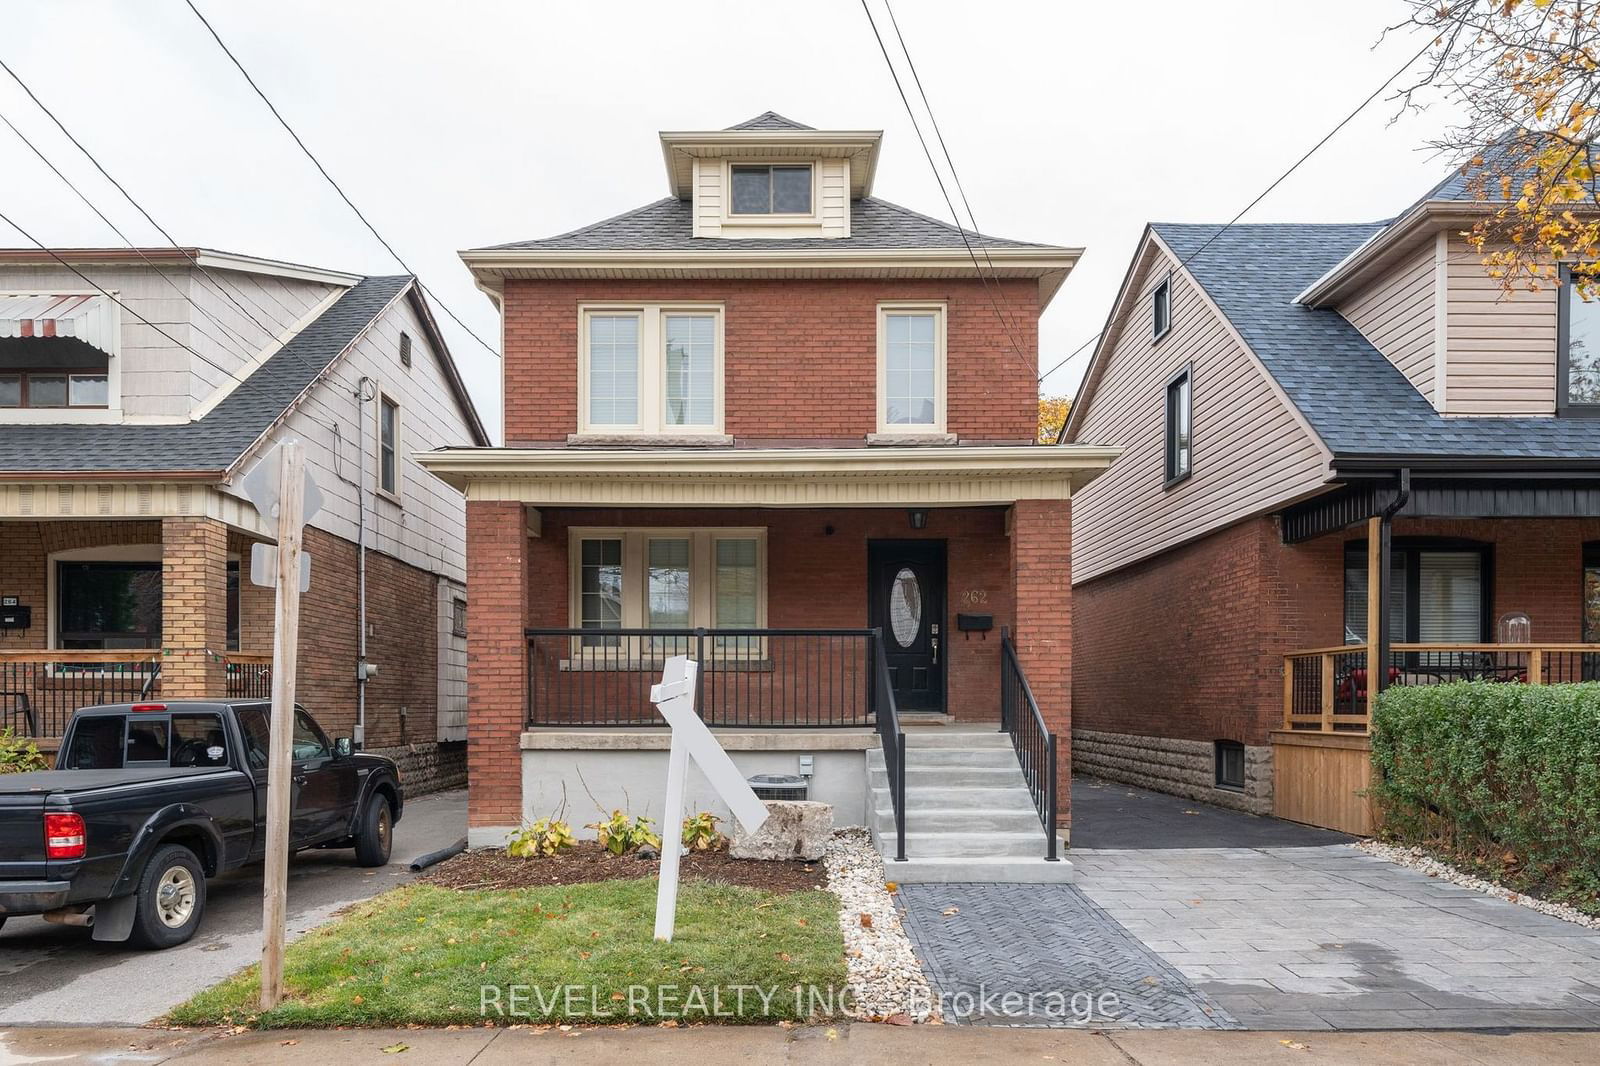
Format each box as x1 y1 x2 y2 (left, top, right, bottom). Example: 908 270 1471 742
747 773 807 801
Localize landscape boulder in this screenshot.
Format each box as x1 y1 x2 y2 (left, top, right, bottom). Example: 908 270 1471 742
730 800 834 861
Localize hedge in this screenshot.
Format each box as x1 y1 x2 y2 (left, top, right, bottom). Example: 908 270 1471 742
1370 681 1600 907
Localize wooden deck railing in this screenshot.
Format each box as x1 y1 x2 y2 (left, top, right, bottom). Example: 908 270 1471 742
1282 643 1600 733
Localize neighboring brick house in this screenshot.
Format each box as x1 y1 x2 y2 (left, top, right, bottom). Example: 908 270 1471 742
420 113 1116 878
1063 153 1600 834
0 248 486 793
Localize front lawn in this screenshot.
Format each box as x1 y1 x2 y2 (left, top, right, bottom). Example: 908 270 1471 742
169 879 848 1028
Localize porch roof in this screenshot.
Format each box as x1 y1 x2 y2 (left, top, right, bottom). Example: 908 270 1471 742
416 444 1120 507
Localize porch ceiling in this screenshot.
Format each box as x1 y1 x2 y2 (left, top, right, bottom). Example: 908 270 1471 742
416 444 1120 507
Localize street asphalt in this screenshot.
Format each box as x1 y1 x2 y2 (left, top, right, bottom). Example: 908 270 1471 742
0 788 466 1027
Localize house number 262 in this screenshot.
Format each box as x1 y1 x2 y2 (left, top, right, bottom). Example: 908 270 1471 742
961 589 989 606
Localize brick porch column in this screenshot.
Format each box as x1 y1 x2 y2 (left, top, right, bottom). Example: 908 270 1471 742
466 500 528 844
161 516 229 696
1009 499 1072 830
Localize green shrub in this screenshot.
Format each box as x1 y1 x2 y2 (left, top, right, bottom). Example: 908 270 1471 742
1371 681 1600 909
0 728 47 774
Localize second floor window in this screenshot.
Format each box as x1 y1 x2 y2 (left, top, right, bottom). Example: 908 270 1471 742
378 394 399 497
1164 365 1191 485
730 164 812 215
581 305 723 435
0 371 109 408
1559 265 1600 414
877 303 947 434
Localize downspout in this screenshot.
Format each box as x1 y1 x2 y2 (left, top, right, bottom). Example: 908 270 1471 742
355 376 378 748
1374 467 1411 695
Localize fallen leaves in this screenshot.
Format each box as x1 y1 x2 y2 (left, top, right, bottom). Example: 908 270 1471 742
380 1041 409 1054
1279 1039 1310 1051
859 913 874 928
941 906 959 916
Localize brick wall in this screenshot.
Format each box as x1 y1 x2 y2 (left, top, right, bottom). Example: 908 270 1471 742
1009 499 1072 826
466 501 529 830
500 278 1039 445
161 517 228 695
524 506 1014 722
0 520 162 653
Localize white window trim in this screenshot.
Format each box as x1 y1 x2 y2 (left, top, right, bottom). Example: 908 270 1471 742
566 527 767 659
577 304 725 435
376 390 402 503
875 301 948 435
0 290 122 425
719 160 821 226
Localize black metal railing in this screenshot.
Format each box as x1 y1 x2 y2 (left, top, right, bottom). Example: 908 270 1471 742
226 658 272 700
870 628 907 863
0 654 162 738
999 628 1059 862
525 628 875 728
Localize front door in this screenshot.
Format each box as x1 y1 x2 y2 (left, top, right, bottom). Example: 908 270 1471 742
868 540 946 713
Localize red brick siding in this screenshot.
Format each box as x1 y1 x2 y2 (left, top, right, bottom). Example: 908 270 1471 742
466 501 529 828
161 517 228 696
523 506 1013 724
1009 499 1072 826
500 278 1039 445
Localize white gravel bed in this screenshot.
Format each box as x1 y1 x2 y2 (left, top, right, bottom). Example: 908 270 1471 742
1358 839 1600 930
823 827 936 1023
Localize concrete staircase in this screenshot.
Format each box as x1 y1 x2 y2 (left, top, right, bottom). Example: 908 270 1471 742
866 726 1071 883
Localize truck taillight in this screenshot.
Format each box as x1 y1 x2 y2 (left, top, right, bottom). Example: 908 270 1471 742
44 813 86 860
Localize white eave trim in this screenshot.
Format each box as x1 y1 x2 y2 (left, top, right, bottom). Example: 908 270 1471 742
658 129 884 198
191 249 363 287
1294 201 1488 308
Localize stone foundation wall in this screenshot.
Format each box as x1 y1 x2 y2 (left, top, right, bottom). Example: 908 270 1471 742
1072 728 1273 816
370 739 466 797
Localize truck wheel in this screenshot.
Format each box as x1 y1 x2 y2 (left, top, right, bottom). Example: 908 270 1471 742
353 795 393 868
128 844 206 949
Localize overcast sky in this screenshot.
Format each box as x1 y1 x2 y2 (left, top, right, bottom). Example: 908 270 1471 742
3 1 1462 441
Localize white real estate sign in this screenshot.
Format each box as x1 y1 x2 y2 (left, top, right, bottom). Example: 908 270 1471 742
649 655 769 942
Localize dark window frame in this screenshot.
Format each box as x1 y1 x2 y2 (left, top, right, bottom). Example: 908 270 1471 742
451 596 468 638
1152 273 1172 343
729 164 813 215
1342 537 1494 644
378 393 400 498
0 368 110 409
1582 541 1600 643
1214 739 1245 791
1557 263 1600 416
1163 363 1192 488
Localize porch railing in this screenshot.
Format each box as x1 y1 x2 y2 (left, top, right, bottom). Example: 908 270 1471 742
226 654 273 700
1282 642 1600 733
870 628 907 863
0 651 162 738
999 628 1059 862
525 628 875 728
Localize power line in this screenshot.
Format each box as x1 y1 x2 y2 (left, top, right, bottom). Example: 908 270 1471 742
1038 30 1438 392
858 0 1037 381
182 0 500 361
0 55 295 351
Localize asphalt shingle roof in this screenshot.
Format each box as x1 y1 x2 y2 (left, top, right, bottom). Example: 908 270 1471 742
724 111 815 131
491 195 1047 252
0 275 410 474
1153 222 1600 462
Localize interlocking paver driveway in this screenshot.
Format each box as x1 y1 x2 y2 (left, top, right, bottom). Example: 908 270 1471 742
1071 779 1600 1030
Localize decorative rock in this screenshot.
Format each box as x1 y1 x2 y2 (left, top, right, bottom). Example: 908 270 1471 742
636 845 660 861
824 827 935 1022
730 800 833 861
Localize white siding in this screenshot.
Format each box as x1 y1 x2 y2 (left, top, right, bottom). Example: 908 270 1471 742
184 268 341 404
1443 234 1558 415
1339 240 1436 404
1070 242 1331 583
690 157 850 239
818 158 850 238
236 289 474 583
437 577 467 743
692 158 723 238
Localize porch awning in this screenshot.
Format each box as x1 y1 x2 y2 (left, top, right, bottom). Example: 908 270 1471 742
0 294 116 356
416 444 1121 508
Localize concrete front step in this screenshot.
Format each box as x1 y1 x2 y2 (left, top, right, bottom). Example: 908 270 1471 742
868 747 1020 769
873 805 1046 834
869 765 1027 789
901 729 1012 749
878 854 1073 884
871 784 1040 812
894 831 1052 858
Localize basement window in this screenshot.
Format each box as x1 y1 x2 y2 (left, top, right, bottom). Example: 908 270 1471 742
1214 740 1245 791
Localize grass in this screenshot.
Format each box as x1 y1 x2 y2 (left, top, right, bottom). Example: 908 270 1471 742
168 879 849 1028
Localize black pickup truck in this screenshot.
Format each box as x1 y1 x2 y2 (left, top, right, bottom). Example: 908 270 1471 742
0 699 402 949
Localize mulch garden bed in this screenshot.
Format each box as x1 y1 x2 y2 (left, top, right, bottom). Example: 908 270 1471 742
420 843 827 894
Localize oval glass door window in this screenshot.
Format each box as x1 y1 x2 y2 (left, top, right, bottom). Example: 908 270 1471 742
889 567 922 647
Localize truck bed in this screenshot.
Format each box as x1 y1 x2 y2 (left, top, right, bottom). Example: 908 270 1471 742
0 767 230 796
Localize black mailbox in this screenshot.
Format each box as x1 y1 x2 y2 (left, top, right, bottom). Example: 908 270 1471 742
956 613 993 633
0 605 31 630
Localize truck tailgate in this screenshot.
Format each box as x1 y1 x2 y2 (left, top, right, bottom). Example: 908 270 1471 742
0 790 48 879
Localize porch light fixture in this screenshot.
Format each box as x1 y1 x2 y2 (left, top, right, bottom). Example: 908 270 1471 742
908 509 928 530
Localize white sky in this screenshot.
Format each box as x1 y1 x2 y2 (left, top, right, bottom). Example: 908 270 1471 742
3 0 1462 441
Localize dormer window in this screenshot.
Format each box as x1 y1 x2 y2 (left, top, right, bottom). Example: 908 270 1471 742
730 165 812 215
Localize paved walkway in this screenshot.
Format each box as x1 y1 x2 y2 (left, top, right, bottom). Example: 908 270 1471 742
899 778 1600 1030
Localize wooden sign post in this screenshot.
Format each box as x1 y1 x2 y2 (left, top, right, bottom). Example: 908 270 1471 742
649 655 769 942
239 440 322 1011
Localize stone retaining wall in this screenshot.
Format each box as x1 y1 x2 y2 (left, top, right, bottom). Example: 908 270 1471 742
370 739 466 797
1072 728 1272 815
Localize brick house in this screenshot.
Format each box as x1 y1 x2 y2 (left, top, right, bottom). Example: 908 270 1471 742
419 113 1116 879
1062 153 1600 834
0 248 487 792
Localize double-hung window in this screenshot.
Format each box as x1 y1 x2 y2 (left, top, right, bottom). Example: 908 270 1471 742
1342 540 1489 648
569 528 765 659
378 394 400 498
1164 365 1192 486
580 305 723 435
1558 264 1600 414
876 303 947 434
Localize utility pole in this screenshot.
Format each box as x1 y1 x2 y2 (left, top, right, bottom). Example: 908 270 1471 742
259 440 306 1010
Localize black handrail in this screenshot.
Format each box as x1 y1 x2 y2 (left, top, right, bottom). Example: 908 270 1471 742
1000 627 1059 862
869 628 907 862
